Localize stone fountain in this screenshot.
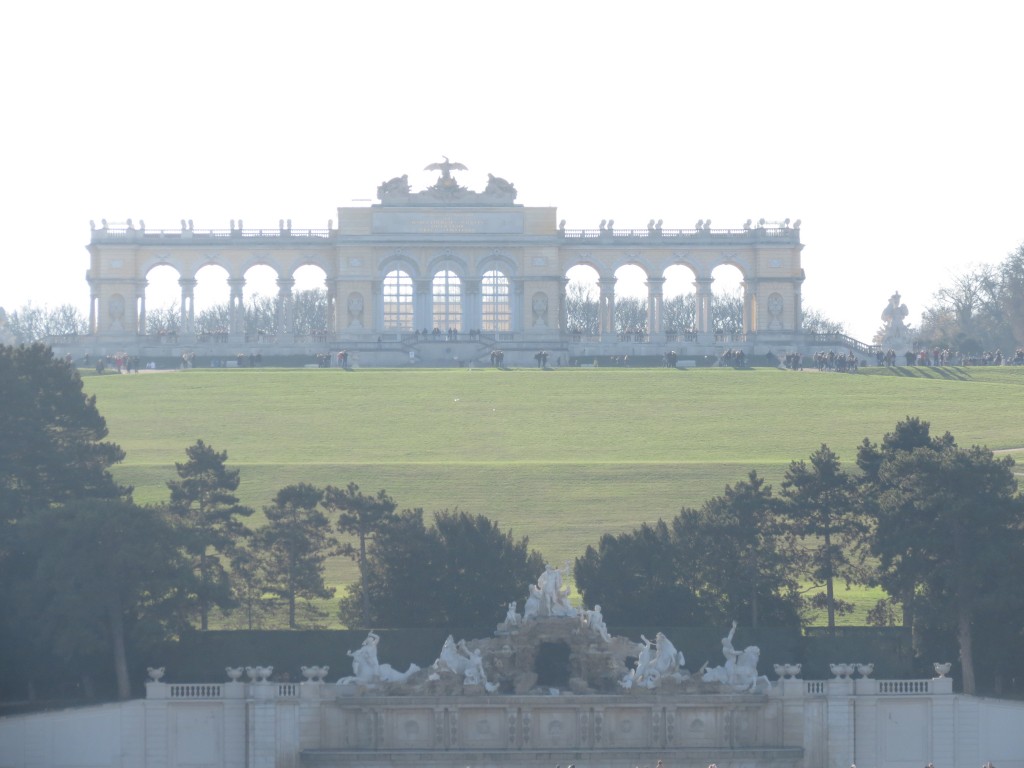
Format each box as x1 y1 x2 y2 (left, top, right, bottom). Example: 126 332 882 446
309 564 801 768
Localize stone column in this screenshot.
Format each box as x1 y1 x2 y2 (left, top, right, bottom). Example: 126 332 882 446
598 278 616 339
89 293 97 335
369 280 382 336
228 278 245 337
463 278 480 335
742 280 756 335
137 286 147 336
179 278 196 334
558 277 569 335
646 277 665 337
276 277 295 336
326 284 337 335
793 283 803 332
415 278 432 333
694 277 714 336
513 279 525 334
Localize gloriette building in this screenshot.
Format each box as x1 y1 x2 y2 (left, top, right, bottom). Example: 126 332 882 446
83 159 822 365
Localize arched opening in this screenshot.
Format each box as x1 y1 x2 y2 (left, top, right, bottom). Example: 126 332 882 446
193 264 231 338
291 264 328 337
613 264 649 339
711 264 745 338
143 264 181 337
481 269 510 333
383 270 414 331
243 264 281 337
663 264 697 340
534 641 571 688
432 269 462 333
564 264 599 337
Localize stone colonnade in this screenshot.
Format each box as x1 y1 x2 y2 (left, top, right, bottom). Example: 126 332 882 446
85 202 804 347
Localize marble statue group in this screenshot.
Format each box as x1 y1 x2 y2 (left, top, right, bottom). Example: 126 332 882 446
336 565 769 695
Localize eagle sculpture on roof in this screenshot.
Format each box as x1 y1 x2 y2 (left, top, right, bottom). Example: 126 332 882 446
424 156 468 180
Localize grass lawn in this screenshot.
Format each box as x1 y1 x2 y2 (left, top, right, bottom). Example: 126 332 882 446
83 364 1024 625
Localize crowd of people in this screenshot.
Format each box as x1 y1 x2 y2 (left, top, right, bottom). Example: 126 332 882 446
718 349 747 367
881 347 1024 367
811 350 860 372
71 343 1024 374
90 352 143 373
523 761 986 768
413 327 488 341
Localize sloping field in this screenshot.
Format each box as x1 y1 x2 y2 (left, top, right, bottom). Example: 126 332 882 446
83 365 1024 621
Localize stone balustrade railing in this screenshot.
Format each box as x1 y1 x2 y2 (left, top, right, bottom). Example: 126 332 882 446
560 226 798 240
88 224 799 243
90 226 332 242
147 674 955 700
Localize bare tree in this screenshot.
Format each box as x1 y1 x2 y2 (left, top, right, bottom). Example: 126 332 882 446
194 305 231 335
614 296 648 334
291 289 328 335
712 290 744 335
6 303 86 342
801 307 846 335
145 303 180 335
244 296 277 336
663 293 696 333
565 280 599 335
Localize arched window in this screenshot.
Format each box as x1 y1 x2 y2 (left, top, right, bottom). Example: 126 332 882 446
432 270 462 331
383 270 413 331
481 269 510 332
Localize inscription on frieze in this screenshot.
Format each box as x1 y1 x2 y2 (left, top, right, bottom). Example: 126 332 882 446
372 211 524 235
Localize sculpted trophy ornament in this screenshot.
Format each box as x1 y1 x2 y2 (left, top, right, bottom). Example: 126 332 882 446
424 156 469 198
377 158 517 206
484 173 517 200
377 174 410 201
425 156 468 182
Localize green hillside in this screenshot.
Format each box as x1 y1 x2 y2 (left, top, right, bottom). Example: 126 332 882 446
82 365 1024 624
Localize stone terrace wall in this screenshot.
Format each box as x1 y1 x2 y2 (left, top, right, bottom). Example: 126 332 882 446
3 676 1024 768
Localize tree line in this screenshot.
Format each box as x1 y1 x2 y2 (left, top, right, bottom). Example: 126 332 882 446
1 343 1022 702
565 281 846 337
900 242 1024 354
6 242 1023 346
1 289 328 342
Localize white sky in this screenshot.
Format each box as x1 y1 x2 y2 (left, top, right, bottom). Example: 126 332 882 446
1 1 1021 342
